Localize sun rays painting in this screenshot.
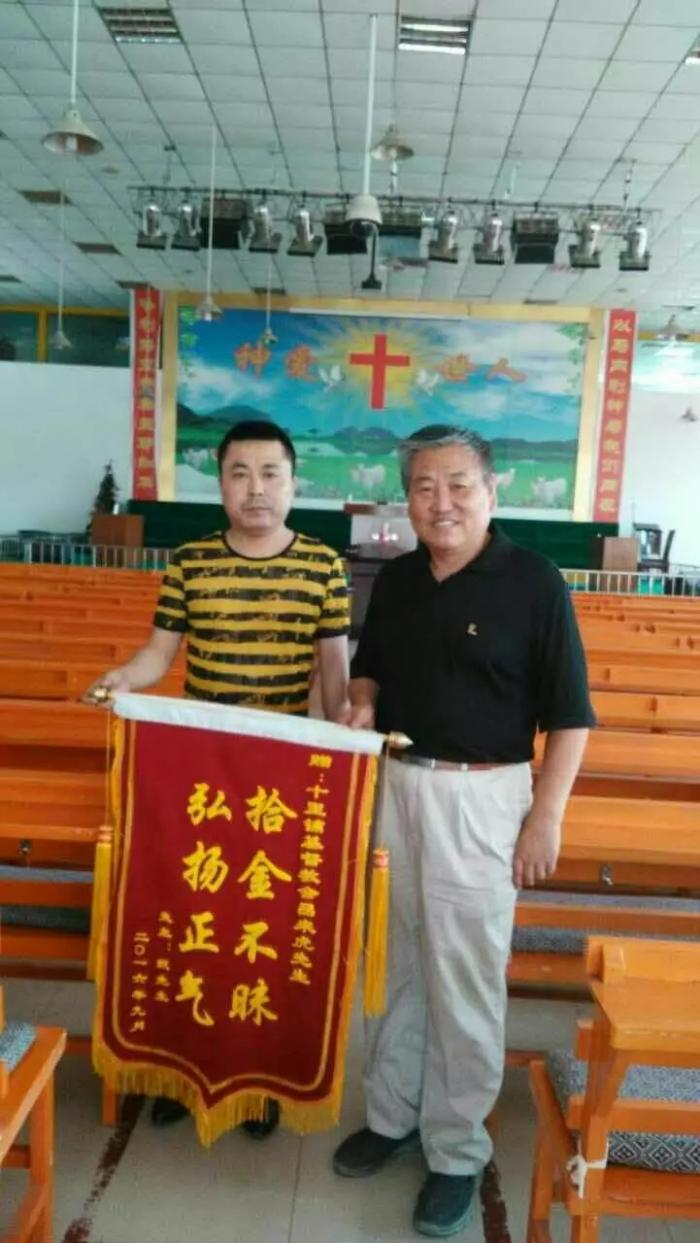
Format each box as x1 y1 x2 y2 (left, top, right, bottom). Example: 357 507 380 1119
175 306 588 513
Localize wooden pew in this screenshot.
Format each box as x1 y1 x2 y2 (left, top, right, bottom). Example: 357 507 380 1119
510 795 700 995
0 610 153 641
588 662 700 696
590 690 700 732
0 634 141 664
533 728 700 800
580 622 700 651
0 768 104 951
0 658 184 703
0 771 117 1124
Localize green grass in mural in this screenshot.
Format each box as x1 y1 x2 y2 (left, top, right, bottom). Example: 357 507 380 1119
176 424 575 509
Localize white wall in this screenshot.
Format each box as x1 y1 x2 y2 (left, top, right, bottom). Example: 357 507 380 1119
2 355 699 567
0 363 133 534
619 386 700 567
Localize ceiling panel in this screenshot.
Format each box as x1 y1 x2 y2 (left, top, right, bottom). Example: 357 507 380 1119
0 0 696 322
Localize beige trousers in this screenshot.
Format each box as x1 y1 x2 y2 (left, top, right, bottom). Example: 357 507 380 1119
364 756 532 1175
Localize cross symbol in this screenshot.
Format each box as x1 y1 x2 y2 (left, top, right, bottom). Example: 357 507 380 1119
348 333 410 410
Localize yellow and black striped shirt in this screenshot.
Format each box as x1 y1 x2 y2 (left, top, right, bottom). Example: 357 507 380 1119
153 531 350 714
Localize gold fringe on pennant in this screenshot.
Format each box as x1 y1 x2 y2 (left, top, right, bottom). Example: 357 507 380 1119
363 847 390 1017
92 1034 348 1146
87 833 112 982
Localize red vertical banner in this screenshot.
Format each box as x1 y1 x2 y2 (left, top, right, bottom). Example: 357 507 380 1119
93 701 380 1146
132 286 161 500
592 308 636 522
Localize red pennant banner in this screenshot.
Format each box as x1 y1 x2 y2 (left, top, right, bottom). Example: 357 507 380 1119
131 286 160 500
94 704 378 1144
592 307 636 523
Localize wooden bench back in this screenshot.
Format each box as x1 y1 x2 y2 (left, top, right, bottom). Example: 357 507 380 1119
534 727 700 781
588 663 700 695
590 689 700 732
0 658 184 705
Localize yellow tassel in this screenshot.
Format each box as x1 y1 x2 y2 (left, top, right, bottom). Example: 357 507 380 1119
87 832 112 981
363 846 390 1017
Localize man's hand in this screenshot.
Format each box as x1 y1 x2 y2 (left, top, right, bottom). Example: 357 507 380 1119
513 810 561 888
335 701 375 730
82 667 131 705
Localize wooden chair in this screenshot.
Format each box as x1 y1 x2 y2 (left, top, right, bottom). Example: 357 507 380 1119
527 937 700 1242
0 980 66 1243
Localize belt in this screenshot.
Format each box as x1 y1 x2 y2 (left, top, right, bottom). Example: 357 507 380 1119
394 753 510 773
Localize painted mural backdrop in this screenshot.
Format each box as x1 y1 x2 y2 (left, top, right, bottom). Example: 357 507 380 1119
175 307 587 510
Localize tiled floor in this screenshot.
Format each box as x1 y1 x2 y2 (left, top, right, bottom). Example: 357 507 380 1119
0 977 693 1242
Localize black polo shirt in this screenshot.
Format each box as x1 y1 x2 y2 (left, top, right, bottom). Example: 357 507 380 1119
351 523 595 763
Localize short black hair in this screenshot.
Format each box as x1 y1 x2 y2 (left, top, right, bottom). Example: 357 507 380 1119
398 424 493 490
217 419 296 474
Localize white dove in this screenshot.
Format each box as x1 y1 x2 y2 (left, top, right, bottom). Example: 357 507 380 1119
415 368 441 395
319 364 343 392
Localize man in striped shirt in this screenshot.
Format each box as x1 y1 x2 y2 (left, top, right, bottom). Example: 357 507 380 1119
86 418 351 1135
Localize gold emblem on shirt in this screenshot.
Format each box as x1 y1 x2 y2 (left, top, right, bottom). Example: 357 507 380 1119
466 623 478 636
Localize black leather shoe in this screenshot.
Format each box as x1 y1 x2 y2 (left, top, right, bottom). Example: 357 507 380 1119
413 1172 478 1237
333 1126 421 1177
150 1096 189 1127
241 1097 280 1140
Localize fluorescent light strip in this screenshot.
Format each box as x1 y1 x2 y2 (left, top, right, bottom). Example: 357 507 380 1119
399 40 465 54
402 21 468 34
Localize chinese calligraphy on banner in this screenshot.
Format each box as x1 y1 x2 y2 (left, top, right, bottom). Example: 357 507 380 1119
131 286 160 500
93 695 381 1146
592 308 636 522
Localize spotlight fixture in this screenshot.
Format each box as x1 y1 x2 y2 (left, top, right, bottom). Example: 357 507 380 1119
619 214 650 272
473 207 504 265
511 213 559 264
249 202 281 253
569 213 602 269
43 0 102 155
429 206 460 263
171 195 200 251
137 197 167 249
287 205 322 257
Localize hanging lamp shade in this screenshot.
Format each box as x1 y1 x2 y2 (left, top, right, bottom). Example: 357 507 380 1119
42 0 102 156
371 124 414 162
195 294 222 322
51 326 73 351
43 105 102 156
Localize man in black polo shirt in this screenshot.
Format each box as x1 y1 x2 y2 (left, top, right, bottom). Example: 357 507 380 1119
333 425 594 1237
